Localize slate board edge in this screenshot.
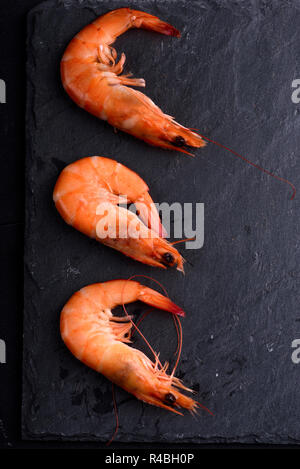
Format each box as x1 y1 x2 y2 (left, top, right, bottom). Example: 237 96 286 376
22 3 38 441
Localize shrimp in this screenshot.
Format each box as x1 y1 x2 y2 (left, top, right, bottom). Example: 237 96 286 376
60 279 197 415
61 8 205 154
53 156 184 271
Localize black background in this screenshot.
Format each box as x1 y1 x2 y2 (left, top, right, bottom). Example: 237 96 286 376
0 0 299 450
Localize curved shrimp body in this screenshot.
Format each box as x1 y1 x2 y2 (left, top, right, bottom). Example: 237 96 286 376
61 8 205 154
60 280 197 414
53 157 184 271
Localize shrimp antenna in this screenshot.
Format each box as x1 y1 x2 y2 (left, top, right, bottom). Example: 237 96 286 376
184 258 194 268
172 312 181 357
195 399 214 416
121 276 166 370
106 383 119 446
191 130 296 200
170 314 183 377
131 305 182 370
170 314 212 416
132 309 152 336
122 275 183 373
170 236 196 245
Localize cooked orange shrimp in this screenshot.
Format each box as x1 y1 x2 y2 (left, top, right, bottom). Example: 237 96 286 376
53 156 184 271
61 8 205 154
60 279 197 414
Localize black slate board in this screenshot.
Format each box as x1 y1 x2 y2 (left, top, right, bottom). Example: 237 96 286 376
23 0 300 442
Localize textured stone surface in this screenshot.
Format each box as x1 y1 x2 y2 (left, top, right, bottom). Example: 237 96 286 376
23 0 300 442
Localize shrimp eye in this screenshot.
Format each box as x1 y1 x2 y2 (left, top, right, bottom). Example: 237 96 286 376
173 136 186 147
162 252 174 264
164 393 176 405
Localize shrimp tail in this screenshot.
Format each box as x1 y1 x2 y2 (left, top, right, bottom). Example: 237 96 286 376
130 10 181 38
138 285 185 317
